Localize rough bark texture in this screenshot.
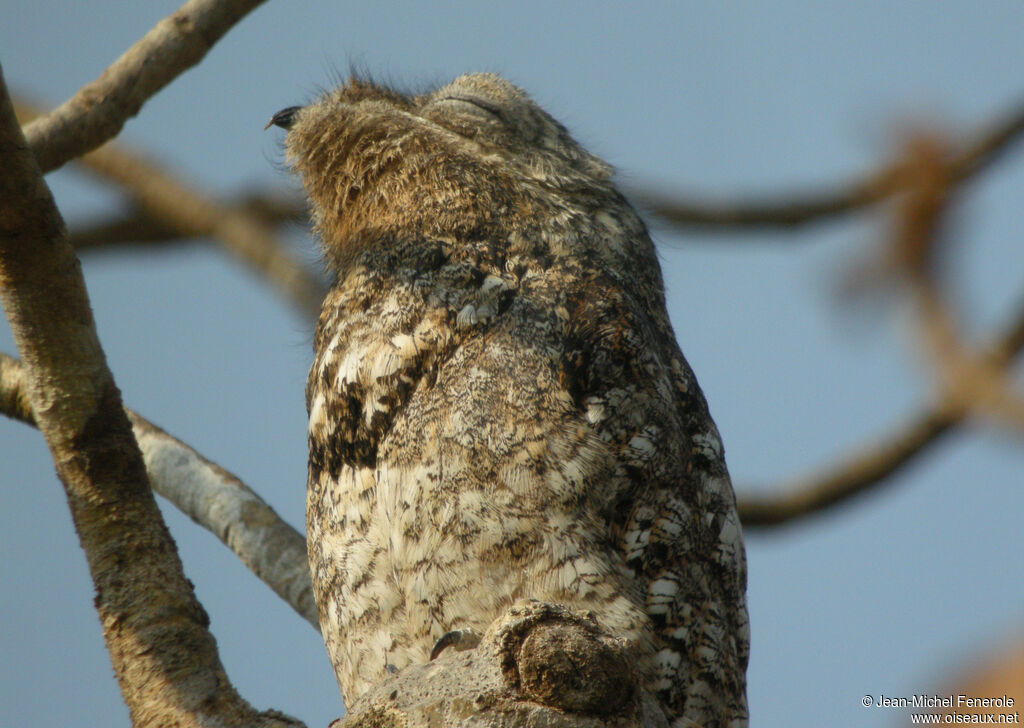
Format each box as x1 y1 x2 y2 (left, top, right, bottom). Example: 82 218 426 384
338 602 670 728
1 352 319 630
0 63 301 728
130 413 318 628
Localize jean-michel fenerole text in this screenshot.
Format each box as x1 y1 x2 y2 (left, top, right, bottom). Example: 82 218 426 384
875 695 1016 709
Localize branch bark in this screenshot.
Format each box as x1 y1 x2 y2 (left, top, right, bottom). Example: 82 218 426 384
23 0 269 173
0 64 301 728
0 352 318 630
338 601 669 728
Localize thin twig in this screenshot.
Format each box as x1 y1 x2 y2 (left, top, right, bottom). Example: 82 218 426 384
913 282 1024 433
23 0 269 173
69 192 305 250
635 168 895 230
954 102 1024 181
17 98 324 319
891 130 1024 433
637 101 1024 231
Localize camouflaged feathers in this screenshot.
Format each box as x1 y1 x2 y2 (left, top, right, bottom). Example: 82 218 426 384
284 73 749 728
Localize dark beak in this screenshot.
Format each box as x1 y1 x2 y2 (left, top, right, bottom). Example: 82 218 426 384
264 106 302 131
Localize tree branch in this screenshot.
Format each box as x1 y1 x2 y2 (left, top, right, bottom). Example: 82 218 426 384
80 140 324 318
0 64 300 728
891 131 1024 434
23 0 269 173
16 98 324 319
634 168 895 231
738 128 1024 528
911 283 1024 437
0 352 318 630
338 601 669 727
132 413 319 628
68 191 304 250
637 100 1024 231
697 288 1024 528
737 403 959 527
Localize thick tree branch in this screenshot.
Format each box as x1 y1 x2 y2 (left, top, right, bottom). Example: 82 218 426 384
339 601 668 727
0 352 318 630
23 0 269 173
637 100 1024 231
0 65 300 728
132 414 319 628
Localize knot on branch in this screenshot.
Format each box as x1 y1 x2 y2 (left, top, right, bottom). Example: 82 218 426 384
338 600 666 728
495 601 635 715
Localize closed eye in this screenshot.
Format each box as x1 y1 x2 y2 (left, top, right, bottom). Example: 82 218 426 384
440 94 504 119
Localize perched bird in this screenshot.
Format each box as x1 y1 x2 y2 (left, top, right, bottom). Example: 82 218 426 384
271 72 749 727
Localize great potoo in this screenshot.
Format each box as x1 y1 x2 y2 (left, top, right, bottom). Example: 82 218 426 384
272 72 749 727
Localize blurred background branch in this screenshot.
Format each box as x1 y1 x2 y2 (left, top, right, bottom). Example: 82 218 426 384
633 101 1024 232
16 98 325 319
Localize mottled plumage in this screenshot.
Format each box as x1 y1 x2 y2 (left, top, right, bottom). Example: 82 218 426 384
279 73 749 727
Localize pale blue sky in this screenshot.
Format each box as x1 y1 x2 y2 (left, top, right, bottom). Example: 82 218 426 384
2 3 1023 726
